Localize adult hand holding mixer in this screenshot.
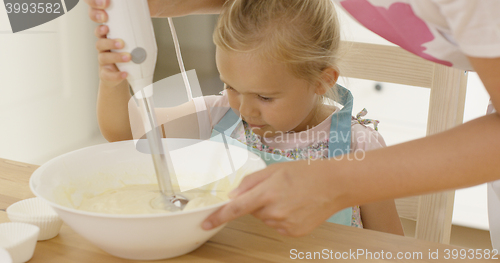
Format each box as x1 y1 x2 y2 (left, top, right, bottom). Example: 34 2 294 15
103 0 191 211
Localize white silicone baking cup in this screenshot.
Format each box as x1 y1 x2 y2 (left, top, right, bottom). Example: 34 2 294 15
0 247 13 263
6 198 63 240
0 222 39 263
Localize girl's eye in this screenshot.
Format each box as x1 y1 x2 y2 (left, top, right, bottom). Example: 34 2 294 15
258 95 273 102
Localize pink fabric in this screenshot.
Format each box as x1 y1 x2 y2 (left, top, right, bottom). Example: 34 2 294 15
340 0 453 67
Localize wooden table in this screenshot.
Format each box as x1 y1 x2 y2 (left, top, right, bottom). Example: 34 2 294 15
1 158 497 262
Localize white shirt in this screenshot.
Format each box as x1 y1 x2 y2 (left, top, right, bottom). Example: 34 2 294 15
334 0 500 70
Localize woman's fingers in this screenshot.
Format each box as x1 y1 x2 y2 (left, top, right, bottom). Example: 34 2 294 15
201 165 280 230
98 52 131 66
202 181 269 230
202 160 343 237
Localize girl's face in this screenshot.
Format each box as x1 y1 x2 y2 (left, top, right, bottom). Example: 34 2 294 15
216 47 323 138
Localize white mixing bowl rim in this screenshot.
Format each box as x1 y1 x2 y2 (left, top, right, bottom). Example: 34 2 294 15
29 139 264 219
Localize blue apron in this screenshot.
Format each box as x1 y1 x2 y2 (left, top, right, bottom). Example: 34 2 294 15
210 84 354 226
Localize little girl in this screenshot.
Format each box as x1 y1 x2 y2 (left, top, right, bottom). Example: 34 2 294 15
93 0 403 235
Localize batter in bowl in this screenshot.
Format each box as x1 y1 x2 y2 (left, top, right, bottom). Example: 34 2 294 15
78 184 224 214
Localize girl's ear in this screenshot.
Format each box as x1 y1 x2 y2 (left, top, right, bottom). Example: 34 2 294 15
315 67 339 95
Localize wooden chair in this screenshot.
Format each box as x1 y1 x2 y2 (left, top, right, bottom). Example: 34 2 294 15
340 41 468 244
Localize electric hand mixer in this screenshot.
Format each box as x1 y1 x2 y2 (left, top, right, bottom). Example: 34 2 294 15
105 0 188 211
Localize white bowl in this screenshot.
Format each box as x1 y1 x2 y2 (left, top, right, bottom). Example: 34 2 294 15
7 197 63 240
30 139 265 260
0 222 39 263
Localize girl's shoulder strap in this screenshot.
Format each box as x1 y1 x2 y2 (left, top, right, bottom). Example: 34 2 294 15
213 108 241 137
328 84 354 158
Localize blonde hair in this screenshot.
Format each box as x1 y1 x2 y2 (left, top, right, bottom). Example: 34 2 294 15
213 0 341 101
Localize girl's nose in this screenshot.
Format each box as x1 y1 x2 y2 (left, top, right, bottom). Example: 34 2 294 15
239 97 259 118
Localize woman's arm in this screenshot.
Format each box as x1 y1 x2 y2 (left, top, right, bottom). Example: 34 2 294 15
467 56 500 114
148 0 226 17
342 55 500 208
202 113 500 236
202 57 500 236
85 0 225 22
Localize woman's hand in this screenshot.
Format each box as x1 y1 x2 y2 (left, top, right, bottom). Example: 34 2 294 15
84 0 169 19
202 160 348 237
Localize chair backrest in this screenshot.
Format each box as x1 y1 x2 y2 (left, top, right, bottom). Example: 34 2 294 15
340 41 468 244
